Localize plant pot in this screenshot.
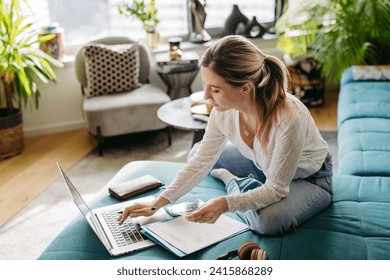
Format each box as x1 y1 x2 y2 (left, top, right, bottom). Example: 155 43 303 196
0 109 24 159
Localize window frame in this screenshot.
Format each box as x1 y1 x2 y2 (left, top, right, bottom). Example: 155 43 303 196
22 0 283 50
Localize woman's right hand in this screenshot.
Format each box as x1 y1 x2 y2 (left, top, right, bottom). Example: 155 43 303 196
117 196 170 225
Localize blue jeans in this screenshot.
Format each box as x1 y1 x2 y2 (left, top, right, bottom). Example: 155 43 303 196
191 142 333 236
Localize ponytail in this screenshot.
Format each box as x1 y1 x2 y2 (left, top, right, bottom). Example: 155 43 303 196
254 55 290 151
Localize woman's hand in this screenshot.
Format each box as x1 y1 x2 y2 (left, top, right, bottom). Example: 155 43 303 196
117 196 169 225
185 197 229 224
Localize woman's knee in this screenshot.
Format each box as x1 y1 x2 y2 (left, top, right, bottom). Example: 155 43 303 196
244 209 296 236
213 142 242 169
245 188 333 236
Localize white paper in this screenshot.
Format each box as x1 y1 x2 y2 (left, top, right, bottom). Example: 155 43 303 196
142 214 249 255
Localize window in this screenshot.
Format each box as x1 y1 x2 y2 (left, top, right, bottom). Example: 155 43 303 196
23 0 277 47
204 1 275 29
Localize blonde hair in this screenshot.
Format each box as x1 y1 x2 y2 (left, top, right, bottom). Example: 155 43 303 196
201 35 290 150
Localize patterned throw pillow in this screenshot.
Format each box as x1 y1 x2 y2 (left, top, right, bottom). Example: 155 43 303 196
351 65 390 81
84 43 142 96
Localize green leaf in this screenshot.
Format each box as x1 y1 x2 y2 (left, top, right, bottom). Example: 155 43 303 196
36 33 56 43
0 0 62 110
275 0 390 82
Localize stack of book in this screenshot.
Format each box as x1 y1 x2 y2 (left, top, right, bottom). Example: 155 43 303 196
156 51 200 74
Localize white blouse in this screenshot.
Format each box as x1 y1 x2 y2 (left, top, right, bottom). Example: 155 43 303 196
161 94 328 212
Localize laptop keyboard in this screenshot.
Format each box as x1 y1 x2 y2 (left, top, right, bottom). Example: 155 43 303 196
102 211 145 247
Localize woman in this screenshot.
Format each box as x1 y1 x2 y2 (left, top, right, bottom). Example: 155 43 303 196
118 35 333 236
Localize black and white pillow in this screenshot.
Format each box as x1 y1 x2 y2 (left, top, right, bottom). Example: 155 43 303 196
84 43 142 96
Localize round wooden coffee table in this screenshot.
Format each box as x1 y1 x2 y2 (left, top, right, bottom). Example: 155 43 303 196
157 97 208 145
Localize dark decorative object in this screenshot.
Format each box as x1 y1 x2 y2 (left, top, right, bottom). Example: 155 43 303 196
188 0 211 43
224 4 248 35
268 0 286 34
244 16 266 38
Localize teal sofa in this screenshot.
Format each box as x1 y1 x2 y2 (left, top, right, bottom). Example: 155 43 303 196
38 67 390 260
337 67 390 176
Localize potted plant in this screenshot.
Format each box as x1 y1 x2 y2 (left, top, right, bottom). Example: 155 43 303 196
0 0 63 158
275 0 390 84
118 0 160 48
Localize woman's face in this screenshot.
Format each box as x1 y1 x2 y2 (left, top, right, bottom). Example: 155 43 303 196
201 66 249 112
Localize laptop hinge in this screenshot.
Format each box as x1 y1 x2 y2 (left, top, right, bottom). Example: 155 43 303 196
91 213 114 250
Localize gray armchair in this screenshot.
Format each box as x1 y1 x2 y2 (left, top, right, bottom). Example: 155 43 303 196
75 36 171 155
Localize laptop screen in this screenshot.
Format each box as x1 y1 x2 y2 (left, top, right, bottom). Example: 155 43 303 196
57 163 91 218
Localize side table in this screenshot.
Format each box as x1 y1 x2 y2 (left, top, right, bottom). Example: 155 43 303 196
157 97 207 146
156 52 200 100
157 65 199 100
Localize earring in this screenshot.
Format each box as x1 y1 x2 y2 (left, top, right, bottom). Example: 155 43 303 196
217 241 269 260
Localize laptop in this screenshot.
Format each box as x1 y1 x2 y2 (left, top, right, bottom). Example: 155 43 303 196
56 163 170 256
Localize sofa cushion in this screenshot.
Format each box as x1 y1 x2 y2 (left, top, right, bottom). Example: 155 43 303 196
38 161 390 260
338 118 390 176
82 84 170 136
84 43 142 96
337 82 390 127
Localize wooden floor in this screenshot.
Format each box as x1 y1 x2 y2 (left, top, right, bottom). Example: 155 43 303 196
308 89 339 131
0 129 96 227
0 89 338 227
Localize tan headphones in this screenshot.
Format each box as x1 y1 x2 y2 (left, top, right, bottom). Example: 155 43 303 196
217 241 269 260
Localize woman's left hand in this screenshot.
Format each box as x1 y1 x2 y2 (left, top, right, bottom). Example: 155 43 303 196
185 197 229 224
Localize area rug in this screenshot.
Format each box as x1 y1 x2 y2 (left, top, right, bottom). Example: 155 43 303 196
0 130 338 260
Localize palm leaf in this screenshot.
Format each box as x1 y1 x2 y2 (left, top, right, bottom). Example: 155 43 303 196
25 63 50 84
35 34 56 43
12 53 31 96
276 0 390 83
1 0 63 110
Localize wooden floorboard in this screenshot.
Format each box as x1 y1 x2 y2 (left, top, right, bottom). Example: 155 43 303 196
0 90 338 227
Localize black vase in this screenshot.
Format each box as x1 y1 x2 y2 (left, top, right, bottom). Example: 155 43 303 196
244 16 267 38
224 5 249 36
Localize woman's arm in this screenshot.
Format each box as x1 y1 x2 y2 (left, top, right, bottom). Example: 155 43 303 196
117 196 170 224
118 109 228 224
160 109 228 203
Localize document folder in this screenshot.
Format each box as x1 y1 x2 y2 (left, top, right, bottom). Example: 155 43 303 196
141 214 249 257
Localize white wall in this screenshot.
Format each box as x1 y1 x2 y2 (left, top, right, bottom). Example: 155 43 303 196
22 58 85 137
22 37 281 137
